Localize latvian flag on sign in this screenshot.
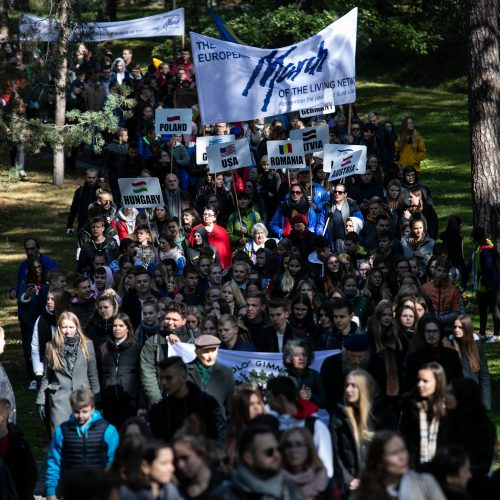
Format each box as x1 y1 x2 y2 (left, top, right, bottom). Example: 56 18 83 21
279 143 293 154
220 144 236 157
341 154 353 166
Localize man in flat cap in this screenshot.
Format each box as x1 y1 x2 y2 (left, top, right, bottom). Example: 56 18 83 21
187 334 235 416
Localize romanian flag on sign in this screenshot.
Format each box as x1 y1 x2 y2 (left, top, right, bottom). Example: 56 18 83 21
279 144 293 155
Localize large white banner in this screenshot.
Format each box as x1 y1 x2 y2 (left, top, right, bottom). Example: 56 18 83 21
20 9 184 42
169 342 341 385
290 125 330 154
191 8 357 124
324 144 367 179
207 138 253 174
266 140 306 169
196 134 235 164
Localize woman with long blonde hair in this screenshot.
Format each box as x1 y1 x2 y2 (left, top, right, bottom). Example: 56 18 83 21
330 369 380 497
36 311 99 433
395 116 427 172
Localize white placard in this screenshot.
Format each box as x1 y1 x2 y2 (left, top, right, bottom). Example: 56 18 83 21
155 109 192 135
290 124 330 154
191 9 357 124
266 140 306 169
206 138 253 174
196 134 235 165
324 144 367 180
118 177 164 208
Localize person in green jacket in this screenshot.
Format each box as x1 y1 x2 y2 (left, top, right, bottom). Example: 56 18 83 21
226 193 262 251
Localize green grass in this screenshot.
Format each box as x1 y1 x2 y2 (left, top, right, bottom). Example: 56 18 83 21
1 81 498 464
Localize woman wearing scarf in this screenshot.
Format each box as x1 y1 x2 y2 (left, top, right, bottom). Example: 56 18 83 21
36 311 100 434
401 214 435 278
270 183 316 239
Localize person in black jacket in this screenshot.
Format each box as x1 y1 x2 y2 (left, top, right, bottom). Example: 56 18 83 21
149 356 225 444
102 128 129 204
0 398 37 500
66 168 100 234
403 314 462 391
98 312 142 428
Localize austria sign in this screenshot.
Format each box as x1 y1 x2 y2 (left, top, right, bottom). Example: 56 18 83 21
191 8 357 124
196 134 235 164
324 144 367 180
290 125 329 154
155 108 191 134
20 9 185 42
118 178 164 208
266 140 306 169
206 138 253 174
169 342 340 386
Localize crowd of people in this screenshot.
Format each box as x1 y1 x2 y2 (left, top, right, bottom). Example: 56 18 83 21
1 36 500 500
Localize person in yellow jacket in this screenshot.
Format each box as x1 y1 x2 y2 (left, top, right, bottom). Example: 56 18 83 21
395 116 427 172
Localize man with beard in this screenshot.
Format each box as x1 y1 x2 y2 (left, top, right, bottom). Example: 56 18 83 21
215 426 304 499
320 334 370 414
140 302 189 406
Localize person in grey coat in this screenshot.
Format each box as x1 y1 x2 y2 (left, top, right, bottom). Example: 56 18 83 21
0 326 16 423
187 334 235 416
36 312 100 434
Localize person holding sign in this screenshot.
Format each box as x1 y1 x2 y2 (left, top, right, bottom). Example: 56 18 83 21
188 206 232 269
270 183 316 239
226 193 262 252
316 183 364 253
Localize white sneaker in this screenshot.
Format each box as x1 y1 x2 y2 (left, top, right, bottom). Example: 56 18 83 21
28 380 37 390
485 335 500 344
18 169 27 178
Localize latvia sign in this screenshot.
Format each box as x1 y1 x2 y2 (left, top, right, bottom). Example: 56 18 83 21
196 134 235 164
155 108 192 135
324 144 367 180
206 138 253 174
118 178 165 208
266 140 306 169
290 124 329 154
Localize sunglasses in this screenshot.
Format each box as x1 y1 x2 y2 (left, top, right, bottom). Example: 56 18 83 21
290 190 302 194
263 446 280 457
333 190 345 194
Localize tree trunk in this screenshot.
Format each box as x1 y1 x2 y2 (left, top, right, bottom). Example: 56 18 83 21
0 0 9 43
468 0 500 251
53 0 70 186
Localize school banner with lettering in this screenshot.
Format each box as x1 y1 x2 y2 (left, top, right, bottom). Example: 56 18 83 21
290 125 330 154
155 109 192 135
195 134 235 164
206 138 253 174
324 144 367 179
20 9 184 42
191 8 357 124
266 140 306 169
169 342 341 385
118 177 164 208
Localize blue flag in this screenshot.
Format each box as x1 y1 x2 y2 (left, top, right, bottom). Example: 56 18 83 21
209 8 245 44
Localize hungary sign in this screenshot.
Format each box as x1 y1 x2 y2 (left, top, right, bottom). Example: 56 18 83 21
118 178 164 208
155 108 192 134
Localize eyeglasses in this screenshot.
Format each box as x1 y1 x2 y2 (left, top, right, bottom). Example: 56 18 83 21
263 446 280 457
